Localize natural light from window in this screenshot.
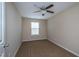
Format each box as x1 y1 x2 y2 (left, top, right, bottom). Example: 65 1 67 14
31 22 39 35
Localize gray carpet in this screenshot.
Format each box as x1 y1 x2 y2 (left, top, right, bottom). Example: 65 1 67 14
16 40 76 57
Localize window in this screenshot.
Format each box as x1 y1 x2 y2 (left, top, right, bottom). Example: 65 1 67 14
31 22 39 35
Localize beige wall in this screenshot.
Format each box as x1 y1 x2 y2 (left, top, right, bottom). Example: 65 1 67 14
48 3 79 56
6 2 22 57
22 18 48 41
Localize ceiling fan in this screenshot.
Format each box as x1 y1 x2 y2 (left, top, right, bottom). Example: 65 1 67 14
33 4 54 16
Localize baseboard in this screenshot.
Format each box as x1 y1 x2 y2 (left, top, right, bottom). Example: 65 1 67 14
22 38 48 42
48 39 79 57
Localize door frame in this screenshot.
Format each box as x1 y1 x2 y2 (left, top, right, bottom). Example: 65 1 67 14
1 2 7 57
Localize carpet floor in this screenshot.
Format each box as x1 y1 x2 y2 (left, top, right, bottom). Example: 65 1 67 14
16 40 76 57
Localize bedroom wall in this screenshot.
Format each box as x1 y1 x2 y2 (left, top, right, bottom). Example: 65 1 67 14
22 18 48 41
6 2 22 56
47 3 79 56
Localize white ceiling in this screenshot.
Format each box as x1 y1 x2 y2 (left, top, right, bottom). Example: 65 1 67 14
14 2 75 19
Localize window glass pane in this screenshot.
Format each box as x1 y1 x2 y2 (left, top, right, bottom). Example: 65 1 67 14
31 22 39 28
32 28 39 35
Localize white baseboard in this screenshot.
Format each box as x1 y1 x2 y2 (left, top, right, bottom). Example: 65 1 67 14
22 38 48 42
48 39 79 57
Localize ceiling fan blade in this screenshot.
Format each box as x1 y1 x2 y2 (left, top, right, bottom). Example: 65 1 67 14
45 4 54 9
33 10 41 13
47 10 54 13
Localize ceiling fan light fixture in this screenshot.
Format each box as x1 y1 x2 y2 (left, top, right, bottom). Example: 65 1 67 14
42 14 45 16
41 10 46 14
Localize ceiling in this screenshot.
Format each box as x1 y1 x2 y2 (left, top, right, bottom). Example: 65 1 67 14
14 2 75 19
